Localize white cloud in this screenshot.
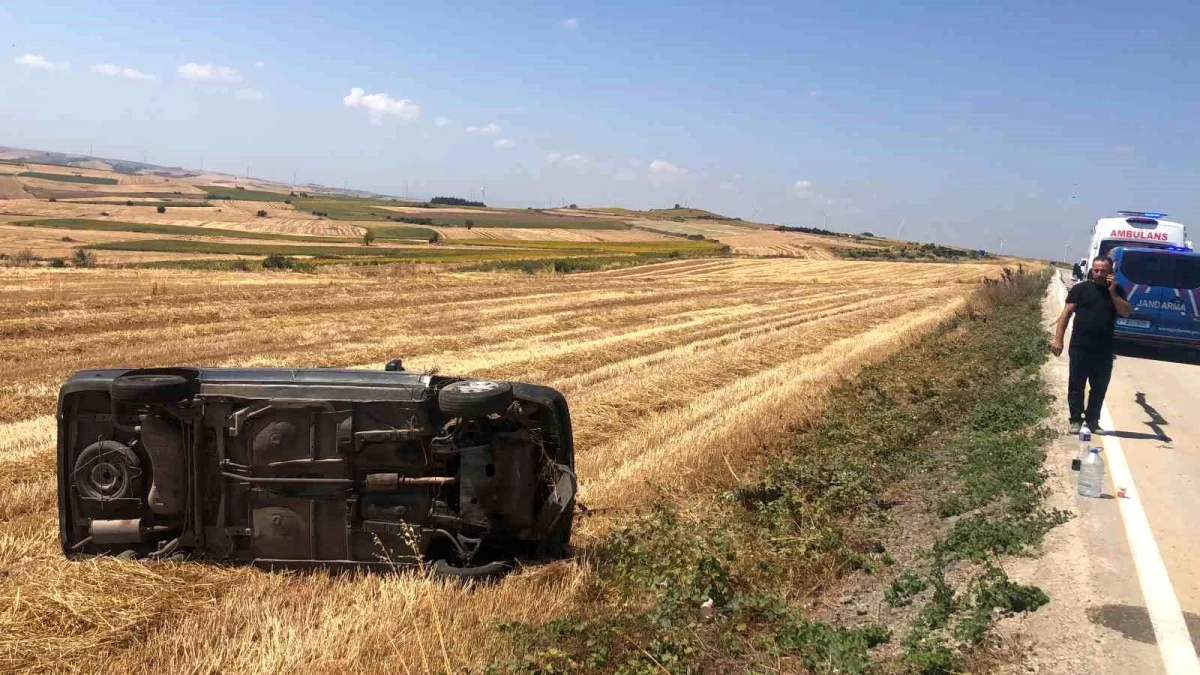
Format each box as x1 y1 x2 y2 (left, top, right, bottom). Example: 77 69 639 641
466 123 501 135
494 138 515 149
793 179 813 192
342 87 420 125
808 90 820 98
91 63 155 81
14 54 67 71
648 159 687 182
254 61 265 68
178 62 243 83
561 17 580 30
434 116 452 128
236 88 265 101
546 152 585 165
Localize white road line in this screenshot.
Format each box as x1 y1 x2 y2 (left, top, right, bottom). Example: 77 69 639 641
1055 272 1200 674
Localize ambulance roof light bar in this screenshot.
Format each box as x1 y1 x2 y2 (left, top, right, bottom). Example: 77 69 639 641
1116 211 1167 219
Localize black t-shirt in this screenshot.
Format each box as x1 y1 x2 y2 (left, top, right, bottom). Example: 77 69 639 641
1067 280 1127 352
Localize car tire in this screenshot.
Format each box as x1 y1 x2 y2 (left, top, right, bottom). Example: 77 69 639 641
437 380 513 418
538 509 574 559
111 373 194 405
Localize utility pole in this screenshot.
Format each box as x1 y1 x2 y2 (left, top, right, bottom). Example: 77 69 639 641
822 211 829 229
404 180 409 200
291 170 296 190
481 186 486 203
999 239 1006 256
896 218 906 240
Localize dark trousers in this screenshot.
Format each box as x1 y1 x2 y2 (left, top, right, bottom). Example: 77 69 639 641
1068 347 1114 426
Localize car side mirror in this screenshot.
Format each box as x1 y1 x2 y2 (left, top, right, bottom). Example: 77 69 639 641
384 359 404 372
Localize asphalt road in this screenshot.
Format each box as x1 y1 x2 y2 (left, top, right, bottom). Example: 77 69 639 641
1017 272 1200 674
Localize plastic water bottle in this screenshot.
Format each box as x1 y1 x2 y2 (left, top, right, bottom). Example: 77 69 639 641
1072 428 1092 471
1077 447 1105 498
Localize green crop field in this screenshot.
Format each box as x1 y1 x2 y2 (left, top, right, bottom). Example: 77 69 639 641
17 172 119 185
451 237 728 255
12 219 363 244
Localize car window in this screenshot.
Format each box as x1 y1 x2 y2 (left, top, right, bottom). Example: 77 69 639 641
1120 251 1176 287
1177 257 1200 289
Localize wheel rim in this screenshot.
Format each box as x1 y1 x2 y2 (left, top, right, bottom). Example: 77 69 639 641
455 380 500 394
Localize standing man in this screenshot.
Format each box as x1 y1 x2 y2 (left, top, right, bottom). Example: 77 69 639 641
1051 255 1132 433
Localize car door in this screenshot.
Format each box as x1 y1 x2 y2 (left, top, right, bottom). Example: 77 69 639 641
1156 256 1200 343
1114 250 1163 338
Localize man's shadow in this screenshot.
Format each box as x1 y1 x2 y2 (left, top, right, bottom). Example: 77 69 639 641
1102 392 1172 443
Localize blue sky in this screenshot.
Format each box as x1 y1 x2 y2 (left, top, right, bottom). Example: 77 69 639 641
3 0 1199 259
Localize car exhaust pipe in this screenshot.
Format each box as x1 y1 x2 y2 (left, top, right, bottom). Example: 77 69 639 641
89 518 175 544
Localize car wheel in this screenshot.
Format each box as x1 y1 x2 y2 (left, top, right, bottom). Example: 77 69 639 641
111 373 194 405
437 380 513 418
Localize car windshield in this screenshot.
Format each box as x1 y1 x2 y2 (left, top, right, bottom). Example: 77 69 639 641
1100 240 1173 257
1120 251 1200 289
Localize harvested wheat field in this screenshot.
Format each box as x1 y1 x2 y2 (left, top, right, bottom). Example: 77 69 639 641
0 258 1002 672
719 230 880 258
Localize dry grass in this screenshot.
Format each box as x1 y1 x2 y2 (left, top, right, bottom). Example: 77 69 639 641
0 258 1004 672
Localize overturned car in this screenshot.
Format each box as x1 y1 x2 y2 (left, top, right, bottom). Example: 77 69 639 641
57 364 576 577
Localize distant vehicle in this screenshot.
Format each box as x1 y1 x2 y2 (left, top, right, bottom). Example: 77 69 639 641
1089 211 1191 261
57 366 576 578
1109 246 1200 349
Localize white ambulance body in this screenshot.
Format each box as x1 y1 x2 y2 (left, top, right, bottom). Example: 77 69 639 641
1089 211 1191 261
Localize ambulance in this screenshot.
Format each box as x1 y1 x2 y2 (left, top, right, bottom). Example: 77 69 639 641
1089 211 1191 261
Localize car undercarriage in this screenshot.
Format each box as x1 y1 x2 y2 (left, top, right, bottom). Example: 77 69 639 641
57 365 576 577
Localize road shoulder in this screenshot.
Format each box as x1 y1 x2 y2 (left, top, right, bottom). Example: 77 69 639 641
995 272 1162 674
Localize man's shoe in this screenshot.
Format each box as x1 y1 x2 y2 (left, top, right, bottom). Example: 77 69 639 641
1088 422 1103 435
1068 421 1082 435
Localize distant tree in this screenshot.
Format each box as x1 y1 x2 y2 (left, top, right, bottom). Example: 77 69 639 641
12 249 37 267
284 199 292 205
428 232 441 244
48 197 57 203
100 212 110 217
465 220 474 229
60 236 75 242
674 203 681 209
256 210 268 217
125 200 134 206
431 196 485 207
362 230 376 246
568 204 578 209
860 231 875 237
236 186 245 190
70 247 97 268
263 253 293 269
289 191 297 197
49 258 67 268
157 205 167 213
